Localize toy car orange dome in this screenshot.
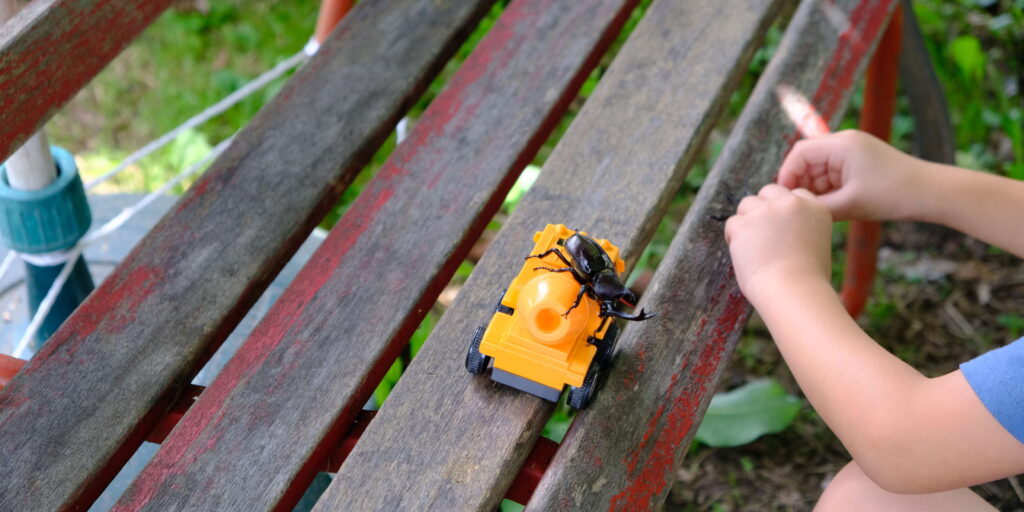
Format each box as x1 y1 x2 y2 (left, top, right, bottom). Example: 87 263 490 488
465 224 654 409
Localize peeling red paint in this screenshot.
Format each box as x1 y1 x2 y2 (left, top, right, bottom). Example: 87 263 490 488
812 0 893 125
172 171 218 214
23 265 164 371
0 392 29 432
606 2 894 509
0 0 174 162
40 0 644 508
115 186 392 511
609 291 746 511
382 0 523 191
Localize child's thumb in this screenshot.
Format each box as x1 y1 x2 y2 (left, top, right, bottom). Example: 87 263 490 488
815 188 854 220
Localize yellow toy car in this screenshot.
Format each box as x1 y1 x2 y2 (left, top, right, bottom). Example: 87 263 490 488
465 224 654 409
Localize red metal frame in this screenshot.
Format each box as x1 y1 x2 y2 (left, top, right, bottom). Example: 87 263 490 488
840 5 903 318
314 0 355 44
0 353 23 388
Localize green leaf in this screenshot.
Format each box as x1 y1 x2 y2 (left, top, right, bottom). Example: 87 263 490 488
542 406 573 443
500 500 526 512
997 314 1024 339
695 379 802 447
948 35 986 82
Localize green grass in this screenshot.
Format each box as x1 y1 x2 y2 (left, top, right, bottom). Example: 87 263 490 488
911 0 1024 177
48 0 319 193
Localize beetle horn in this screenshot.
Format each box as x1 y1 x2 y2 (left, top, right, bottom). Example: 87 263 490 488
603 304 656 322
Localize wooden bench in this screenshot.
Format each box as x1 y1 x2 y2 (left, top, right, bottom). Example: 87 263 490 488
0 0 953 509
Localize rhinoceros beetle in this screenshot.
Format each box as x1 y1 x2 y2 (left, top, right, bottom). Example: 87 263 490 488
526 232 655 322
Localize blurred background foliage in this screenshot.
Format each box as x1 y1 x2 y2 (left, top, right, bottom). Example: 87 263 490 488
34 0 1024 507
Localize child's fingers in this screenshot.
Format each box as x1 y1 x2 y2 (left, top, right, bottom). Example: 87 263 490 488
737 195 761 214
814 188 853 221
724 215 739 245
791 188 816 200
757 183 789 199
778 136 845 192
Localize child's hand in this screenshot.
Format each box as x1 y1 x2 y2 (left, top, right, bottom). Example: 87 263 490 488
724 185 832 303
777 130 926 221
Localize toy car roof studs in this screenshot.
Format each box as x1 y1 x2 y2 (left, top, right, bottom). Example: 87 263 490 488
464 224 654 409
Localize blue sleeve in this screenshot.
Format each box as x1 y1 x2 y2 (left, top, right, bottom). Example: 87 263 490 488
960 337 1024 444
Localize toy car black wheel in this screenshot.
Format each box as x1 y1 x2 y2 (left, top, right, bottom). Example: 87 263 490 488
596 321 620 366
495 288 514 315
465 325 491 375
568 361 600 410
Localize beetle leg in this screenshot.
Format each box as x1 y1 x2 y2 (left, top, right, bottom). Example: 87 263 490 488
532 266 574 274
562 284 588 318
525 248 573 267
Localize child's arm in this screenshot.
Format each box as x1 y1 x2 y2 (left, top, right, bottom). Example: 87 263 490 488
777 130 1024 258
725 184 1024 494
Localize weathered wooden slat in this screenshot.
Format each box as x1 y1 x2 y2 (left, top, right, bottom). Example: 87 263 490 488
0 1 494 510
898 0 955 165
0 0 174 162
526 1 898 509
314 1 783 510
110 1 639 510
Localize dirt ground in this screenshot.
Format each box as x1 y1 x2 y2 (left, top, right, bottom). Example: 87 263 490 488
667 223 1024 511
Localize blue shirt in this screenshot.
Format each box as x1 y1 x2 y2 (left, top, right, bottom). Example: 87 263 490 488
961 337 1024 444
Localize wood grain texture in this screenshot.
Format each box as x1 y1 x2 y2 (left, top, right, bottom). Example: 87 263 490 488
0 0 174 162
0 1 493 510
898 0 955 164
527 1 897 510
111 0 637 510
314 1 783 510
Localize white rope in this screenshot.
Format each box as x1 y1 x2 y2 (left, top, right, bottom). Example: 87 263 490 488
303 38 320 57
84 51 307 191
0 251 16 285
396 118 409 143
11 137 234 358
84 136 234 243
11 244 82 359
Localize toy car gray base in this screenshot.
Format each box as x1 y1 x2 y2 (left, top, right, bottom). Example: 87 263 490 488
491 368 562 403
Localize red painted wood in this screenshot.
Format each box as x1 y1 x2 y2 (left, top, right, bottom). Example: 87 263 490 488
316 0 783 509
0 0 494 509
841 4 903 318
112 1 634 510
0 0 174 163
526 0 899 509
0 352 535 496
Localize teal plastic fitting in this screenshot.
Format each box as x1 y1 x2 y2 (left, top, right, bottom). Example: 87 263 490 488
0 146 91 254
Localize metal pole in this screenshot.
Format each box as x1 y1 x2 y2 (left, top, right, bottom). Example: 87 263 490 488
0 0 94 352
313 0 354 44
1 0 57 190
840 5 903 318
